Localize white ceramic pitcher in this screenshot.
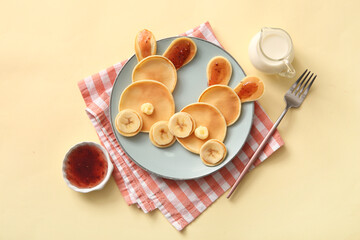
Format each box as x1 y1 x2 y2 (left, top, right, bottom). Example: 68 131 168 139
248 27 295 78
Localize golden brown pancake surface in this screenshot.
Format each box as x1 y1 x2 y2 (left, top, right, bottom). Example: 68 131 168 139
132 55 177 92
119 80 175 132
177 102 227 154
198 85 241 126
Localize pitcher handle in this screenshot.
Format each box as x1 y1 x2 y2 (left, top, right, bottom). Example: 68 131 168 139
279 59 296 78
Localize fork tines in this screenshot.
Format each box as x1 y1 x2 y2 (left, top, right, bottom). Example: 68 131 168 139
291 69 317 97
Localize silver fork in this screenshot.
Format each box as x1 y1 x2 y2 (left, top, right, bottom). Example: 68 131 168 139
227 69 317 199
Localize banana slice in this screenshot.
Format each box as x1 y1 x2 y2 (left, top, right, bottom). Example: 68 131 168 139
141 102 154 115
149 121 176 148
168 112 195 138
135 29 156 61
194 126 209 140
200 139 227 166
115 109 143 137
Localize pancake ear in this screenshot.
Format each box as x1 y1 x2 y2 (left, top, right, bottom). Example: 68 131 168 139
163 37 197 70
135 29 157 61
207 56 232 86
233 76 265 103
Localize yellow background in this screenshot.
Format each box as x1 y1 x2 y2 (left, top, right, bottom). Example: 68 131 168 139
1 0 359 239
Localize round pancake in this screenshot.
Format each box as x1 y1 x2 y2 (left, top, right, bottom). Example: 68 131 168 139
132 55 177 92
177 102 227 154
134 29 156 61
198 85 241 126
119 80 175 132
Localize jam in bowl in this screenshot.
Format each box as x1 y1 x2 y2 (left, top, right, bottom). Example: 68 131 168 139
62 142 113 193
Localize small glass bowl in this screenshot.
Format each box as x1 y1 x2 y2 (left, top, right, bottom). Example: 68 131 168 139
62 142 113 193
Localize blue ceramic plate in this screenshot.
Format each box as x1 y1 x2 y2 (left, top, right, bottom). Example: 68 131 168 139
110 37 253 180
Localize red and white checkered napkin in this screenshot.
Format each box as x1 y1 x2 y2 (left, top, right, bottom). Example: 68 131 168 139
78 22 284 231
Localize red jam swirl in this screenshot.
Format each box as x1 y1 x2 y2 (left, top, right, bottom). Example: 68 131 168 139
65 145 108 188
237 82 258 100
209 61 227 85
165 42 191 69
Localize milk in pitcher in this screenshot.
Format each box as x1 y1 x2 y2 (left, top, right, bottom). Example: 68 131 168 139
248 27 295 78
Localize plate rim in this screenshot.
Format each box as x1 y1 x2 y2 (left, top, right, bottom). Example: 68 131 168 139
109 36 254 180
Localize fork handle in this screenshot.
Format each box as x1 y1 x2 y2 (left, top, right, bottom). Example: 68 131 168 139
227 107 289 198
